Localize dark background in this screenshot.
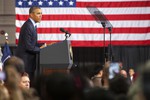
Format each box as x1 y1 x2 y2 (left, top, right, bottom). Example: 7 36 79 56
1 45 150 77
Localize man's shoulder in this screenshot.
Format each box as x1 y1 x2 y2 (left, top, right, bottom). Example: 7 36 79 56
22 19 33 28
24 19 32 25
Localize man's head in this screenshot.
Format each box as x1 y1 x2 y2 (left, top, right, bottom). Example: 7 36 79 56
120 70 127 78
19 72 30 89
129 68 135 76
29 6 42 23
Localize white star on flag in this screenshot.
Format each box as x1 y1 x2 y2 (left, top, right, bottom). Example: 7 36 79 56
59 1 63 6
18 1 23 6
28 1 33 5
38 1 43 5
69 1 74 6
48 1 53 6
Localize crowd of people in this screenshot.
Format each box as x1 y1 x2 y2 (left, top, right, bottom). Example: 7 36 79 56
0 55 150 100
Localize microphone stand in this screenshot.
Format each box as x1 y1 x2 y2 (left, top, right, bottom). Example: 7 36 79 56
101 22 107 62
108 27 112 62
87 7 113 63
65 33 70 40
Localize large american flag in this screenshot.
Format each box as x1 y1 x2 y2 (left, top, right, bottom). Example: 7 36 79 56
15 0 150 47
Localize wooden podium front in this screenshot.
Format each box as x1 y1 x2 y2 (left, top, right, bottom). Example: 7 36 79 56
39 40 73 75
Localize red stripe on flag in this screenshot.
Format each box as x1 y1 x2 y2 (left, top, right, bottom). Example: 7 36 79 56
15 39 150 47
16 14 150 21
76 1 150 7
16 27 150 34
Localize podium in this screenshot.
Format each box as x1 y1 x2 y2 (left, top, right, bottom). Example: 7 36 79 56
39 40 73 75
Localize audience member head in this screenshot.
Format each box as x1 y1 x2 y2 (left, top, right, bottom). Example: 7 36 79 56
19 72 30 89
129 68 135 77
85 87 115 100
119 61 123 70
93 63 103 77
3 56 25 75
109 74 130 95
45 72 83 100
120 70 127 78
91 64 103 87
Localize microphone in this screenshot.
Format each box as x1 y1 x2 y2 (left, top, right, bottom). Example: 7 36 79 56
60 28 69 33
60 28 71 36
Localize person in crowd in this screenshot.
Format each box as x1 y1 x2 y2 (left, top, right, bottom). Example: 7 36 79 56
84 87 115 100
120 69 128 78
91 64 103 87
43 72 83 100
128 60 150 100
109 74 130 95
3 56 25 74
19 72 30 89
4 65 24 100
0 85 10 100
101 61 110 89
120 69 132 85
119 61 123 70
128 68 135 83
4 64 39 100
15 6 47 82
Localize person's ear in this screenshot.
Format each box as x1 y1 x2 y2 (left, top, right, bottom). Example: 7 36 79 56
29 13 33 18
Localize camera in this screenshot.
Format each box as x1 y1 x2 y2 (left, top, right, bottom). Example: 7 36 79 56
109 62 120 79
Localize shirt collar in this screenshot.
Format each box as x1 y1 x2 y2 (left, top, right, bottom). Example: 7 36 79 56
29 18 36 27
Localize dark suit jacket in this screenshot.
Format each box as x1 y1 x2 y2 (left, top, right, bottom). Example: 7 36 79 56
16 19 43 72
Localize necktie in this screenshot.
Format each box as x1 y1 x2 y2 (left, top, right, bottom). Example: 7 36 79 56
35 25 37 32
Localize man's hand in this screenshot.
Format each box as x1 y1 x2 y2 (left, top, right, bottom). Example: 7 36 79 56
40 43 47 49
40 42 56 49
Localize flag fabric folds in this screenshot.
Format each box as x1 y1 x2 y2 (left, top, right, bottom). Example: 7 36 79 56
15 0 150 47
1 43 11 63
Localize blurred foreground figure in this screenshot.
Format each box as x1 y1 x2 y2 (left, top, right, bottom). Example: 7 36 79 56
128 60 150 100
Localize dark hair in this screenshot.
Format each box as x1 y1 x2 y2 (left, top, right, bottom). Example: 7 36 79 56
3 56 25 74
109 74 130 95
29 6 41 14
85 87 115 100
93 63 103 75
21 72 29 77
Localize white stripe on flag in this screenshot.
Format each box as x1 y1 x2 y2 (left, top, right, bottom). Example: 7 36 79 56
15 7 150 15
16 33 150 41
16 20 150 28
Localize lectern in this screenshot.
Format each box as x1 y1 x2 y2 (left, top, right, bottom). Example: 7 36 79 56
39 40 73 75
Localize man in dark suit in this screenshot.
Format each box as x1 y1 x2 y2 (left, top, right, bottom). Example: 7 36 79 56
16 6 46 82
